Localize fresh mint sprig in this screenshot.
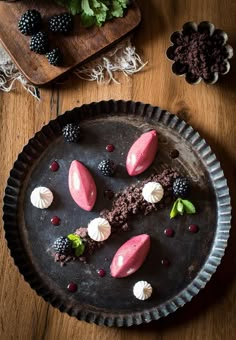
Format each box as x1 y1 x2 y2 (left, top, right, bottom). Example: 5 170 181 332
170 198 196 219
67 233 85 256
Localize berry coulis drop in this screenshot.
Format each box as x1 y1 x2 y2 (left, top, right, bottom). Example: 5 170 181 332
97 269 106 277
106 144 115 152
189 224 199 233
67 282 77 293
161 259 170 266
51 216 61 226
50 161 59 172
164 228 175 237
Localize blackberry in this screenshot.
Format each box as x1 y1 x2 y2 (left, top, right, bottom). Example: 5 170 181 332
62 123 80 143
173 177 190 198
30 32 49 54
49 13 73 34
98 159 115 176
53 236 72 255
46 48 63 66
18 9 42 36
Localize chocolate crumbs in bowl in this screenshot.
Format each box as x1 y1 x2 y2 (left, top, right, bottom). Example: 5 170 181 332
166 21 233 84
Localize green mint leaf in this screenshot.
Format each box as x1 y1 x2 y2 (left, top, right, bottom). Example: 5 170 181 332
177 199 184 215
170 198 178 218
75 242 85 256
67 234 85 256
181 200 196 214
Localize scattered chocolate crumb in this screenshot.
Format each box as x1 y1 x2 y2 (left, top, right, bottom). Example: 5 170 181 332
121 223 130 232
54 253 76 266
74 227 88 238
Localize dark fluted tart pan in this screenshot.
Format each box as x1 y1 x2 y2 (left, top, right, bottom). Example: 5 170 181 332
3 100 231 327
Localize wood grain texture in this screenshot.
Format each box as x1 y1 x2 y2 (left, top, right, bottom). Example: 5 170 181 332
0 0 236 339
0 0 140 85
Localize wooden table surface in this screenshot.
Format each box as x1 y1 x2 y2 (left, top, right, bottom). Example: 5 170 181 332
0 0 236 339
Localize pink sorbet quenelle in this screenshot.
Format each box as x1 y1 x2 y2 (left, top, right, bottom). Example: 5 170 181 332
110 234 151 278
126 130 158 176
68 160 97 211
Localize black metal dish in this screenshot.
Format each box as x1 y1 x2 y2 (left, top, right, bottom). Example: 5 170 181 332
3 100 231 327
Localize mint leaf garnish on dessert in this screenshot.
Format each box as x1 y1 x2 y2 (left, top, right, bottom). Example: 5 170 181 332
181 200 196 214
170 198 196 218
67 234 85 256
170 199 178 218
177 199 184 214
170 177 196 218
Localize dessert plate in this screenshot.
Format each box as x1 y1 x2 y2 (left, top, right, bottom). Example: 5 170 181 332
3 101 231 327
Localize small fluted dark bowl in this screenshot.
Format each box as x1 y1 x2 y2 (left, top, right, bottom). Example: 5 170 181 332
166 21 233 84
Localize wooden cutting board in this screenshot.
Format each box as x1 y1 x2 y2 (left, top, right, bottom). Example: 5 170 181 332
0 1 141 86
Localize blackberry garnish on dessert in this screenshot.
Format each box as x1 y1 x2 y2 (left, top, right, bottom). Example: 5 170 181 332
98 159 115 177
53 236 72 255
30 32 49 54
173 177 190 198
46 48 63 66
170 177 196 218
18 9 42 36
49 13 73 34
53 233 85 265
62 123 80 143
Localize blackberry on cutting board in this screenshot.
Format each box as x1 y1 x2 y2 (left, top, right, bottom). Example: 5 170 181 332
62 123 80 143
18 9 42 36
173 177 190 198
46 48 63 66
53 236 72 255
30 32 49 54
49 13 73 34
98 159 115 176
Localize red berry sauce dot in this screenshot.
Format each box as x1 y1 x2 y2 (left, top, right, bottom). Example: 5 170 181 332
50 161 59 172
51 216 61 226
170 149 179 159
97 269 106 277
164 228 175 237
106 144 115 152
189 224 199 233
67 282 77 293
161 259 170 266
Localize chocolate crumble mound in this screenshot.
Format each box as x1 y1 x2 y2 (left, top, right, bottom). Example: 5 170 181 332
100 168 179 231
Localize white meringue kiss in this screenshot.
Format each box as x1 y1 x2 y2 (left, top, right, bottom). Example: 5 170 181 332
30 187 53 209
87 217 111 242
142 181 164 203
133 281 153 300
